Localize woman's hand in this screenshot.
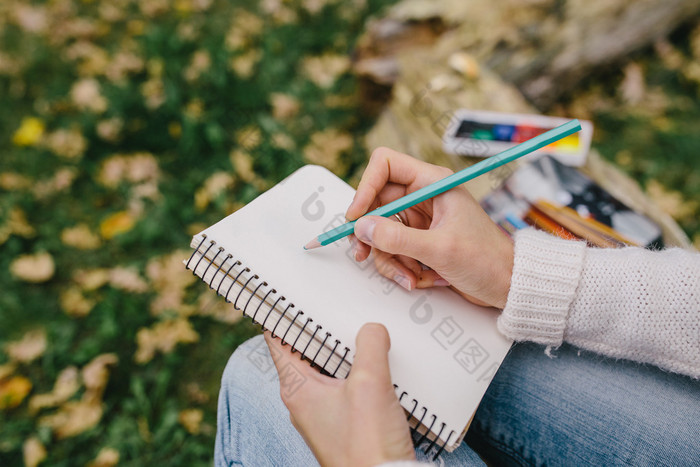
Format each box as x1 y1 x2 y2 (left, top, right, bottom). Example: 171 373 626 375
346 147 514 309
265 323 415 467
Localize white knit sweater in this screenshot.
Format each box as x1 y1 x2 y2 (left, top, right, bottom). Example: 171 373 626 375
380 230 699 467
499 228 700 379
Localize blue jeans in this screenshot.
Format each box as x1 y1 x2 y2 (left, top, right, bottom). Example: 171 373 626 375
215 336 700 466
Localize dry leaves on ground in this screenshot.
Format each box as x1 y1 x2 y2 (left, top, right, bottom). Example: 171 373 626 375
61 224 102 249
303 129 353 173
4 329 47 363
10 252 55 283
178 408 203 434
134 318 199 363
0 375 32 409
29 366 80 413
87 447 120 467
146 250 197 316
23 436 47 467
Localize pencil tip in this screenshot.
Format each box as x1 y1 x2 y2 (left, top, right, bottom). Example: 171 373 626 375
304 238 321 250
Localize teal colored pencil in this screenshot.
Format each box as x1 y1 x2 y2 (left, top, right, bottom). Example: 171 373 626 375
304 119 582 250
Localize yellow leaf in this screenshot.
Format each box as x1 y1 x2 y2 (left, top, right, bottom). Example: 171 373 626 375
5 329 47 363
10 252 55 283
0 376 32 409
12 117 45 147
23 436 47 467
100 211 135 239
178 408 203 434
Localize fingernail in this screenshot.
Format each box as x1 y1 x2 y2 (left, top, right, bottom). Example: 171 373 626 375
355 217 376 245
350 238 361 261
394 274 412 291
434 278 450 286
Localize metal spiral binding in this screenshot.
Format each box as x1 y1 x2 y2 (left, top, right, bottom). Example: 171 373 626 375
186 236 351 377
187 235 454 460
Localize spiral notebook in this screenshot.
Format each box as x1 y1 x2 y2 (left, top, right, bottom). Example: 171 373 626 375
185 165 512 455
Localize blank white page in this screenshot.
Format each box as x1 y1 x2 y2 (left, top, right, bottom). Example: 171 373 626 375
198 165 512 448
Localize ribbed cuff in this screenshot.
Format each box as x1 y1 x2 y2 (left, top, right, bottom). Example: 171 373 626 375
498 228 587 346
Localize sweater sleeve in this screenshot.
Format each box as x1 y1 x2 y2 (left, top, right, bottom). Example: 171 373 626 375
498 228 700 379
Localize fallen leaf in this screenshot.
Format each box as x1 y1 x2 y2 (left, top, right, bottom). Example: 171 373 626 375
12 117 45 147
135 319 199 364
194 172 235 211
230 49 261 79
96 118 123 142
10 253 55 283
82 354 118 395
98 153 160 188
71 78 108 113
73 268 110 291
100 211 136 239
87 447 120 467
23 436 47 467
109 267 148 293
0 375 32 409
184 50 211 82
5 329 47 363
229 149 256 182
33 168 78 199
197 294 242 324
302 53 351 88
270 93 300 120
178 408 203 434
0 172 33 190
44 128 88 159
225 9 264 51
7 208 35 237
303 129 353 173
60 287 96 317
29 366 80 413
146 250 197 315
39 399 102 439
61 224 102 250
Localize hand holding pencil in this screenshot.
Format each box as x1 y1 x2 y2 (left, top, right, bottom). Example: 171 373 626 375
343 147 515 309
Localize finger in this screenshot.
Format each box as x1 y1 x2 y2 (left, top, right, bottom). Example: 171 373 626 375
264 332 325 385
395 254 423 278
354 215 436 266
349 323 392 388
373 250 417 291
416 269 450 288
346 148 449 221
349 234 371 262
